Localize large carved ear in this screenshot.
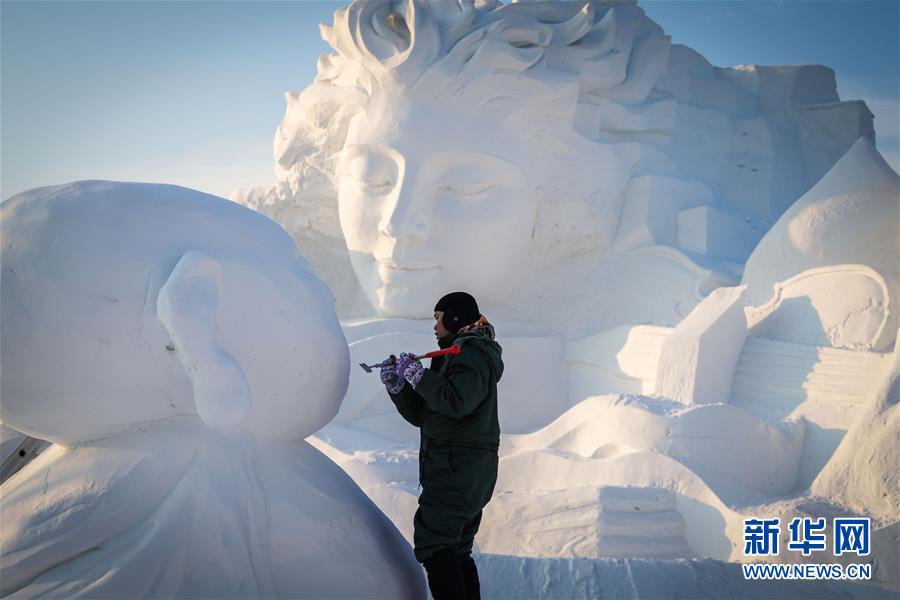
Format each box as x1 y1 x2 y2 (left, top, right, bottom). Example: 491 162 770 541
157 251 251 428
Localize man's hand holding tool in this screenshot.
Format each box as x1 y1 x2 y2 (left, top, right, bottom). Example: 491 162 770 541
396 352 425 389
379 355 405 394
358 345 462 394
378 352 425 393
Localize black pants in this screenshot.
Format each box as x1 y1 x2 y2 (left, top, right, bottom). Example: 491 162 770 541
422 547 481 600
414 442 498 563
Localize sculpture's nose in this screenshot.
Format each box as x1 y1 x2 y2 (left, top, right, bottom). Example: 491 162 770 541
378 172 429 241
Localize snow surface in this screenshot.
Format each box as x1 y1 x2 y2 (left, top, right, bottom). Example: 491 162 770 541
743 137 900 351
473 554 894 599
0 424 26 465
1 420 422 598
655 285 748 406
0 181 424 598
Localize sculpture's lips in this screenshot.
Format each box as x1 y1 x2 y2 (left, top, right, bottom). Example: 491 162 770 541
376 262 440 285
382 265 437 272
375 258 437 271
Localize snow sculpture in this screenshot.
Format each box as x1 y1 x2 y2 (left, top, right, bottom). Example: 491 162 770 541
655 285 748 406
2 181 347 443
236 0 872 329
743 137 900 351
0 181 424 598
747 265 893 350
811 360 899 524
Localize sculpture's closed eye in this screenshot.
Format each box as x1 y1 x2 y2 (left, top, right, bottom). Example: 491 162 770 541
345 153 397 194
353 174 394 190
434 160 503 198
438 182 494 196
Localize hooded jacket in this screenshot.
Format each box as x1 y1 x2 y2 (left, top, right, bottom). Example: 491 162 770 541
388 318 503 449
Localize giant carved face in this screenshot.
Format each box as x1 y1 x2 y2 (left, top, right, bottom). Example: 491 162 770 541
258 0 672 319
337 98 535 317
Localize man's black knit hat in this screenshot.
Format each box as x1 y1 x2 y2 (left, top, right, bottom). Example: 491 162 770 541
434 291 480 333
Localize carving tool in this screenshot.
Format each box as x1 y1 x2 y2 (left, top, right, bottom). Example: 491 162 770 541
358 344 461 372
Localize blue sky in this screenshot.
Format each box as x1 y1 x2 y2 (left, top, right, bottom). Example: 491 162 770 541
2 1 898 200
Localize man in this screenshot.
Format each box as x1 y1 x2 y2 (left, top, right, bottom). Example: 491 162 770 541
379 291 503 600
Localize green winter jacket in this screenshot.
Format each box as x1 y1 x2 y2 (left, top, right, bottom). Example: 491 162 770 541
388 322 503 449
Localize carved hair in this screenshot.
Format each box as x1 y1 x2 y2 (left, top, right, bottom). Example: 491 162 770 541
245 0 670 263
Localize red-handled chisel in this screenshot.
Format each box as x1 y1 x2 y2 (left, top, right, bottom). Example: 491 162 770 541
358 344 461 373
